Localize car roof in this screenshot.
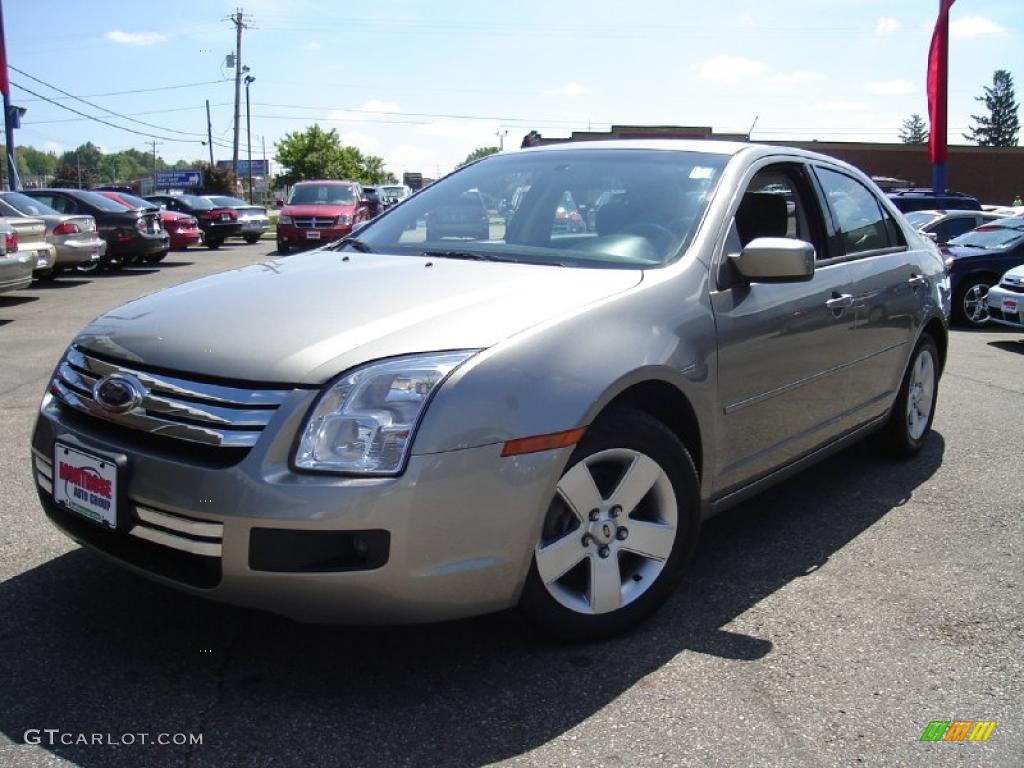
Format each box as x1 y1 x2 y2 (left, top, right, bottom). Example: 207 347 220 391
293 179 357 186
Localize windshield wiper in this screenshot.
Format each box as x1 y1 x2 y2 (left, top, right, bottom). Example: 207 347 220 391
337 237 374 253
422 249 501 262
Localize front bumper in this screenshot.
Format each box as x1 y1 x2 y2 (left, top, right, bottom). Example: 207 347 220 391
278 225 352 248
31 392 569 624
986 284 1024 329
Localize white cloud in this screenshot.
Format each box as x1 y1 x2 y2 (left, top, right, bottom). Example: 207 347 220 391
768 70 825 85
738 13 755 27
696 56 824 87
696 55 766 85
541 82 589 97
337 130 380 154
305 40 321 51
106 30 167 46
950 16 1007 39
386 143 440 175
414 120 499 142
820 100 868 112
865 79 914 95
874 17 900 36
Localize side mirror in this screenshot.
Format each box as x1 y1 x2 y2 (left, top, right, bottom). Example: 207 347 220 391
729 237 815 282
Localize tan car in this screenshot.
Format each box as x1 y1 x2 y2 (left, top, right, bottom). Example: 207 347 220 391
0 212 55 279
0 192 103 277
0 218 34 293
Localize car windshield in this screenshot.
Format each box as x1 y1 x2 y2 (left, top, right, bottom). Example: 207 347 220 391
0 192 59 216
350 149 729 269
904 211 942 228
207 196 248 207
288 185 356 205
381 186 406 198
948 222 1024 249
76 190 132 212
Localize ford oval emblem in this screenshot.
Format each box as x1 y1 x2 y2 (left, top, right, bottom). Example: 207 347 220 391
92 374 145 414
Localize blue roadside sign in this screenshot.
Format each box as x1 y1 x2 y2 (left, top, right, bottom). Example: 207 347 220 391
154 170 203 188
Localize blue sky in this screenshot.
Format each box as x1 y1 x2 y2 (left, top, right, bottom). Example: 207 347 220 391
5 0 1020 177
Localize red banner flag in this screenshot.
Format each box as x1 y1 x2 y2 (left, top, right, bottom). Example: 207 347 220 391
927 0 956 164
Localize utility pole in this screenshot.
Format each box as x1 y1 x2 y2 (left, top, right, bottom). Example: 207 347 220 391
205 99 215 167
245 75 254 203
76 152 81 188
227 8 250 181
496 128 508 150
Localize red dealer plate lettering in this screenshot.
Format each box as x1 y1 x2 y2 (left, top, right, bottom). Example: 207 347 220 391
53 443 118 529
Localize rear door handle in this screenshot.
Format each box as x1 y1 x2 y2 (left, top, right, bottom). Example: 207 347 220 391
908 274 927 288
825 293 854 311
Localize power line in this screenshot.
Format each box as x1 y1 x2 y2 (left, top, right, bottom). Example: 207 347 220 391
9 80 213 146
10 66 213 141
16 79 230 104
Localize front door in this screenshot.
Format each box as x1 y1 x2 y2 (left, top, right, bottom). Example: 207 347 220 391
710 161 861 492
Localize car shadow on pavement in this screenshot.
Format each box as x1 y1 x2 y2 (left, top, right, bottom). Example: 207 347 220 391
0 435 944 768
0 295 39 307
988 340 1024 354
29 279 93 290
154 260 195 268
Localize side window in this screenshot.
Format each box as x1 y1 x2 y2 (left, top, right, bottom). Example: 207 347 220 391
732 163 824 256
815 167 902 254
48 196 71 214
934 217 975 243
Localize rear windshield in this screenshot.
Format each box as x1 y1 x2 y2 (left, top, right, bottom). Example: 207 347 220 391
173 195 215 210
288 185 357 205
77 190 132 212
949 222 1024 249
116 192 158 210
0 192 59 216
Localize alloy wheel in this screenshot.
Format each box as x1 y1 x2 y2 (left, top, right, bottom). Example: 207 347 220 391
535 448 678 615
962 283 990 325
906 347 936 441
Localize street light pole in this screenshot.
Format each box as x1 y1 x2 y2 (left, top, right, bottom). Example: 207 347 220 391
244 75 254 203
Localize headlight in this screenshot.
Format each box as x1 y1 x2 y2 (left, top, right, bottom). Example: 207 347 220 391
278 215 293 225
294 351 476 475
337 214 352 226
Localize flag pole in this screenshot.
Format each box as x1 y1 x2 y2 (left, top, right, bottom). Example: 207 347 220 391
0 0 17 191
928 0 954 195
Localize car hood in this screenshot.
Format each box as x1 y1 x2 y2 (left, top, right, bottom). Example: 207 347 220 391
941 244 1003 260
999 263 1024 282
74 249 643 385
282 204 357 217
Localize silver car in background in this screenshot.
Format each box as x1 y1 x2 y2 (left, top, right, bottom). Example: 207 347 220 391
0 199 56 279
204 195 269 244
904 208 1009 245
0 218 34 293
986 264 1024 330
31 141 948 639
0 192 104 277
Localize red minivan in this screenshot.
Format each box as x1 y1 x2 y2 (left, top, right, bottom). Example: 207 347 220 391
276 180 369 254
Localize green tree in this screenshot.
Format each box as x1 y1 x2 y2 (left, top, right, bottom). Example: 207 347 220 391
197 163 238 196
964 69 1020 146
273 124 390 186
898 114 928 144
59 142 103 178
459 146 500 167
52 163 92 188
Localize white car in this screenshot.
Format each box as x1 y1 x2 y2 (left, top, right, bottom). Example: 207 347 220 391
904 209 1010 245
986 264 1024 330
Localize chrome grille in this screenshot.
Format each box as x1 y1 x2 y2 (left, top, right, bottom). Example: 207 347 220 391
50 345 293 448
131 504 223 557
293 216 336 228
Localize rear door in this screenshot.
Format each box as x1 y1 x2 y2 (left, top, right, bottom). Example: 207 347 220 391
711 160 862 491
811 165 919 423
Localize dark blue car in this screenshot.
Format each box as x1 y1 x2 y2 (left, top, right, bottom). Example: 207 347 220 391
942 215 1024 326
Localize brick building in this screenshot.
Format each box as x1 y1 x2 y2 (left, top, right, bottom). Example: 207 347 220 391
529 125 1024 206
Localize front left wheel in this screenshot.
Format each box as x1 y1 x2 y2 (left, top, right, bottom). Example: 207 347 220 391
520 409 700 641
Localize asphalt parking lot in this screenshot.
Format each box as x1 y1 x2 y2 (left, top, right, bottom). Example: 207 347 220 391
0 242 1021 767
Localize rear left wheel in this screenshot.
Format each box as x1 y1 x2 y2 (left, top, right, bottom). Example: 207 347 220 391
876 334 939 458
244 234 260 244
520 409 699 640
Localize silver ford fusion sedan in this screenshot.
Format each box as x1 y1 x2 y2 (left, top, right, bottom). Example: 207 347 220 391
31 141 949 639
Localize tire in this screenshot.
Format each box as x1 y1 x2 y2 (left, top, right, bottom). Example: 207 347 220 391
520 408 700 641
954 276 994 327
244 234 260 244
144 250 168 265
36 267 59 281
206 238 222 250
277 240 290 254
105 257 125 272
76 260 99 274
876 334 939 458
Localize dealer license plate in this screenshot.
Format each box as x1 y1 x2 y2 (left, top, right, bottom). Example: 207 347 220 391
306 230 321 240
1002 297 1018 314
52 443 118 529
36 250 49 267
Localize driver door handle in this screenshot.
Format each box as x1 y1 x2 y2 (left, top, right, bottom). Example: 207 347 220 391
826 293 854 311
